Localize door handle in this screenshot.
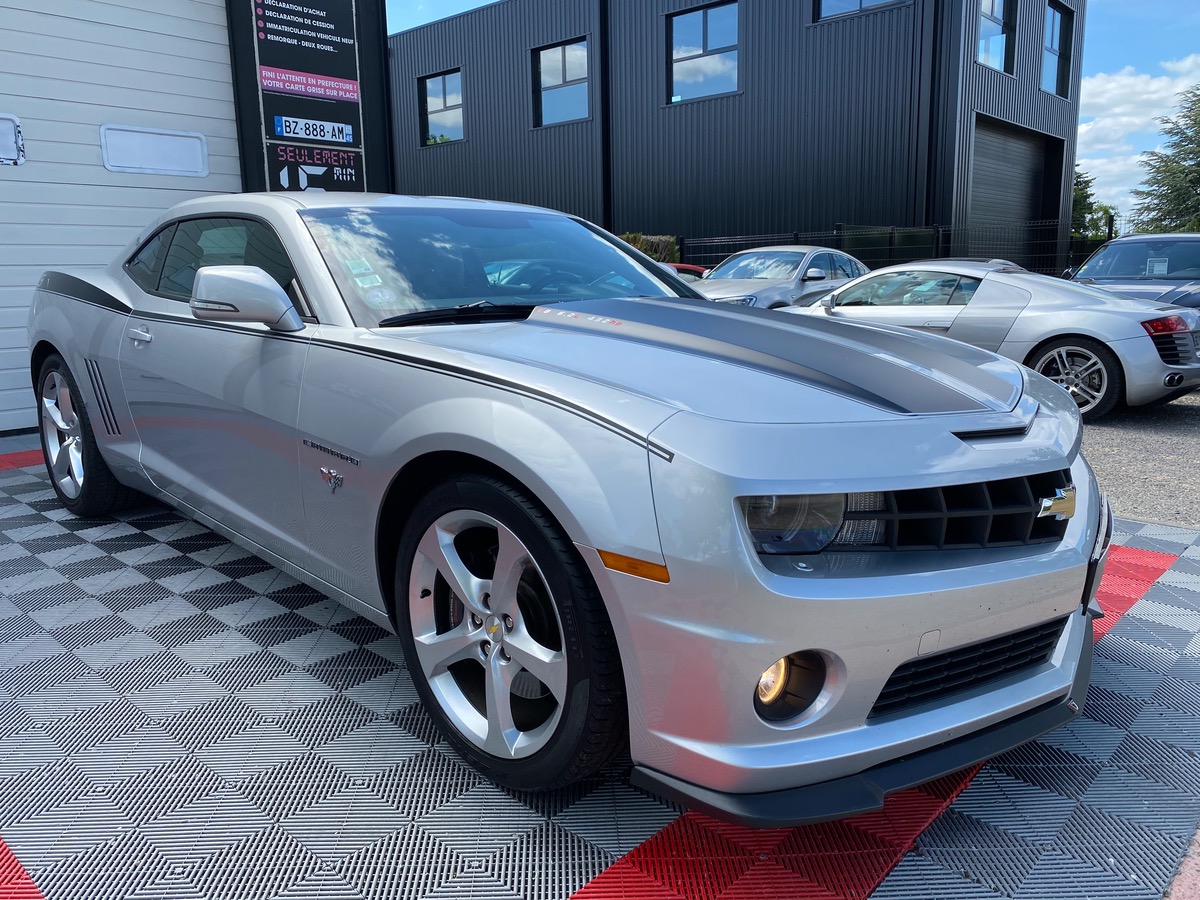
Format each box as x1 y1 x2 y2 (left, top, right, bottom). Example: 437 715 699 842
127 326 153 344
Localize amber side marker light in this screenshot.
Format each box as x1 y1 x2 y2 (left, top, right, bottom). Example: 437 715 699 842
598 550 671 583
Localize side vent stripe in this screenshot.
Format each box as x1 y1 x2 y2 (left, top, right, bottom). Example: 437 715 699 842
83 358 121 436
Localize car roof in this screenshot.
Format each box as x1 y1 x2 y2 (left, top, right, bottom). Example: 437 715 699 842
858 259 1024 278
163 191 560 217
1103 232 1200 242
727 245 844 255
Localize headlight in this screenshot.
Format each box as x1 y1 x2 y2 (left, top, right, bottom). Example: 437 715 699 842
739 494 846 554
718 295 756 306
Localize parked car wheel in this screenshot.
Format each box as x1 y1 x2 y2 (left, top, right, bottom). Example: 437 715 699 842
1028 337 1123 421
37 353 132 516
395 474 626 790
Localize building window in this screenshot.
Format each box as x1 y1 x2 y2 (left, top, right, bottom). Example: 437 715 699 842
422 70 463 145
1041 2 1072 96
978 0 1016 74
535 39 589 126
816 0 901 19
669 3 738 104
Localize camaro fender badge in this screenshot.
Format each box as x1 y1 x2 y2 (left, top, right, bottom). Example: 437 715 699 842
1038 483 1077 520
320 467 343 494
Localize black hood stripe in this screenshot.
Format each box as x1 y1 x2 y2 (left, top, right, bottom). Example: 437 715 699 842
534 298 1019 415
310 337 675 461
39 272 130 314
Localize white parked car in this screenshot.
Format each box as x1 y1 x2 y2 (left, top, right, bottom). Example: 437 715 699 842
786 259 1200 420
695 245 868 308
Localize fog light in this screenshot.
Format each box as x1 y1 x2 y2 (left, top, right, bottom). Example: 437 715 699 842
757 658 790 704
754 651 829 721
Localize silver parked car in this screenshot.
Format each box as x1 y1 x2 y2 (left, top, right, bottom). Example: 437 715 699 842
786 259 1200 420
1069 232 1200 308
695 245 868 308
29 193 1110 827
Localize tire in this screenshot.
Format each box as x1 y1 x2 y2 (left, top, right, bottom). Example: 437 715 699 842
37 353 132 516
394 474 626 790
1028 337 1123 421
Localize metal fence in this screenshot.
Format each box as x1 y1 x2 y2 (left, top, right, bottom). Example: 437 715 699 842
680 217 1130 276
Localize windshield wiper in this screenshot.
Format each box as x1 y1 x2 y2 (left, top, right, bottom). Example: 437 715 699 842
376 300 537 328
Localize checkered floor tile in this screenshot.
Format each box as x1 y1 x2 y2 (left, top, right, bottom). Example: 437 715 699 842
1 458 1198 900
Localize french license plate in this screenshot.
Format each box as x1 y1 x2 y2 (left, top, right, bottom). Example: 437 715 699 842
273 116 354 144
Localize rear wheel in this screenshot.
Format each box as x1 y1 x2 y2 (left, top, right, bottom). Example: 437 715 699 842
394 474 626 790
1029 337 1123 421
37 354 131 515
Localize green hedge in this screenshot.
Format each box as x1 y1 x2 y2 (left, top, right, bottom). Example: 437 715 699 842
620 233 679 263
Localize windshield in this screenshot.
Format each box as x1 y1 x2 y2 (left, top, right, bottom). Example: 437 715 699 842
1076 237 1200 280
301 205 682 326
708 250 806 281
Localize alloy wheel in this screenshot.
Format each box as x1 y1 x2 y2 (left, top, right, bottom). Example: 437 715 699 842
407 509 567 759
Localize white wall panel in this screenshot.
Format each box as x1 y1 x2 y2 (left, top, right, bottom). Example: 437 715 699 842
0 0 242 431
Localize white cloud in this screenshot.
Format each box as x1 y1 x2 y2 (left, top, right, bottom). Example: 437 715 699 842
1077 54 1200 213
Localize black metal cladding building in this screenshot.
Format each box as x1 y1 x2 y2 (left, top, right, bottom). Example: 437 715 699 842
387 0 1085 243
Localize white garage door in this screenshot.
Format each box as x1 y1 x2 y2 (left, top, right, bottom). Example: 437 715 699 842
0 0 243 432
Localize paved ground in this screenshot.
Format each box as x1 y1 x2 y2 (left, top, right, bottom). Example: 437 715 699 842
1083 390 1200 900
1082 391 1200 530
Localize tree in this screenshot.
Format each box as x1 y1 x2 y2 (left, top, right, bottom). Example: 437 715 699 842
1072 167 1098 236
1071 168 1120 238
1130 84 1200 232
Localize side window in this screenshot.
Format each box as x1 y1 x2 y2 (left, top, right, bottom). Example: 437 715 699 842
950 276 982 305
831 254 859 279
158 218 297 302
808 252 835 278
834 273 903 307
125 225 176 292
834 272 951 307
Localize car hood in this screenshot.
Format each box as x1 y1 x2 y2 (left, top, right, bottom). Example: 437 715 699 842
378 297 1026 427
1073 277 1200 308
694 278 790 301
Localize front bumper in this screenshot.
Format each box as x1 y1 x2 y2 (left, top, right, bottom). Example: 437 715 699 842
631 607 1096 827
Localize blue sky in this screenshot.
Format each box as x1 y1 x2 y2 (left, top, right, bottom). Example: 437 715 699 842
385 0 1200 216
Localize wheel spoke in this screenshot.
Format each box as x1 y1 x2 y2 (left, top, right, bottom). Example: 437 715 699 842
67 439 85 488
48 438 73 483
41 381 71 433
1054 348 1073 373
487 524 529 619
1075 357 1103 379
505 630 567 704
483 654 520 756
1075 383 1102 405
412 620 479 678
416 522 489 614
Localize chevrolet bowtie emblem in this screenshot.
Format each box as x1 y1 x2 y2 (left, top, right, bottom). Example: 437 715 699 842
1038 483 1076 520
320 467 343 494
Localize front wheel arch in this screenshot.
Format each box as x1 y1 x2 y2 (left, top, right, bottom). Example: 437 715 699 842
375 451 550 632
390 470 628 788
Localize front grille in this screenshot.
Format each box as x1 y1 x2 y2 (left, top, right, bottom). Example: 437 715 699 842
827 469 1072 552
1150 332 1197 366
868 616 1067 719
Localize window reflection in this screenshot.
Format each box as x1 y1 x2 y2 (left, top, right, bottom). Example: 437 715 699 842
669 3 738 103
535 39 589 126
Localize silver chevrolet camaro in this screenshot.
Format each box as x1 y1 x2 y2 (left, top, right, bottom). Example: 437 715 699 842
785 259 1200 420
27 193 1112 827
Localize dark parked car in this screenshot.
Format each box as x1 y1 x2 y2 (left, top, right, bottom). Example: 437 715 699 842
1069 233 1200 308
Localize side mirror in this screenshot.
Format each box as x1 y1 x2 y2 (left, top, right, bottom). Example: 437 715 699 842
1060 267 1078 279
191 266 304 332
821 293 836 309
803 267 827 282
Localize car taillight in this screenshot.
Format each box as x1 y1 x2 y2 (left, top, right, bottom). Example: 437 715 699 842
1141 315 1190 336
